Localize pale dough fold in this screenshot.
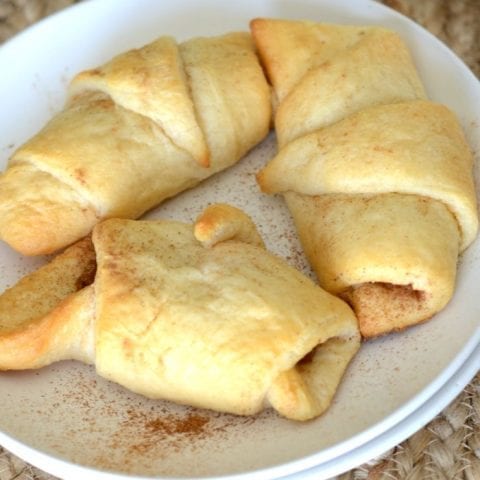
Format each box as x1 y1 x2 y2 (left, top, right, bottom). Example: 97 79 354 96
252 18 478 338
0 32 271 256
0 204 360 421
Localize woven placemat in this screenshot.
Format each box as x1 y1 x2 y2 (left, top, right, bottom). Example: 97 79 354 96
0 1 479 479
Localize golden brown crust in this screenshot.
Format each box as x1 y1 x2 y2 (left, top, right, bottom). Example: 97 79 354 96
252 18 478 338
93 213 359 420
284 191 462 338
267 336 360 420
0 205 359 421
284 191 460 337
0 237 96 369
194 203 265 248
0 32 271 256
251 18 426 146
0 164 100 256
258 100 477 250
179 33 271 169
71 36 210 168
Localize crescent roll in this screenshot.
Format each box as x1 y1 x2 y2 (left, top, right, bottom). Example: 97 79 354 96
0 204 360 421
0 32 271 256
252 18 478 338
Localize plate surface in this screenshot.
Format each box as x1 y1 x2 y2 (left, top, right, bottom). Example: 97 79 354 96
286 339 480 480
0 1 479 479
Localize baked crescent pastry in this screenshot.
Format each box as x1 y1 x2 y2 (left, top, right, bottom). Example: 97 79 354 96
0 32 271 256
0 204 360 421
252 18 478 338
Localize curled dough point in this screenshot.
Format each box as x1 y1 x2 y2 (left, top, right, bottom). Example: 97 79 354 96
194 203 265 248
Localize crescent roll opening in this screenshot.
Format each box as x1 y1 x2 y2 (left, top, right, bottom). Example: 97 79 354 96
340 283 429 338
267 334 359 421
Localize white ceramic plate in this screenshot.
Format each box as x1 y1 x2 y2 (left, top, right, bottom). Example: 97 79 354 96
0 1 479 479
287 338 480 480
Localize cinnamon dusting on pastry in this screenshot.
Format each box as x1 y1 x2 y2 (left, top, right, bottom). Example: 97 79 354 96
341 282 430 337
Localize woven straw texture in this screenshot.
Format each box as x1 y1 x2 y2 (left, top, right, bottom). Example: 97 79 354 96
0 0 479 479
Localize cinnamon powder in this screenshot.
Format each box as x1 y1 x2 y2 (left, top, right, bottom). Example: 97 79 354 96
145 412 210 435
